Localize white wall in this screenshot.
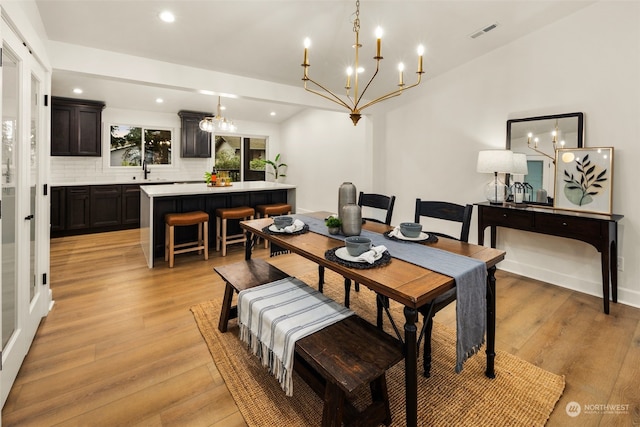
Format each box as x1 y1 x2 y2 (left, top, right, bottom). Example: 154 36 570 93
375 1 640 308
280 108 371 214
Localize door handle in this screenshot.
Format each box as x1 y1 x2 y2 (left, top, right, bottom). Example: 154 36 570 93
25 214 34 220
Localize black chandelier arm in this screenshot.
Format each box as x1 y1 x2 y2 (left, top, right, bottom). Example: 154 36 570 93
304 78 354 111
358 73 423 112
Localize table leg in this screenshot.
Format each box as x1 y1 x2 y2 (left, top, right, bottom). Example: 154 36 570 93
485 266 496 378
245 230 255 260
611 239 618 303
601 249 611 315
403 306 418 427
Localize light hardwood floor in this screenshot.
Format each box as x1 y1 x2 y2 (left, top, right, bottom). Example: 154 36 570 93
2 229 639 426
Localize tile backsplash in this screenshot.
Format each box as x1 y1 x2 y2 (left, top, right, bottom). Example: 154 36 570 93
51 156 210 186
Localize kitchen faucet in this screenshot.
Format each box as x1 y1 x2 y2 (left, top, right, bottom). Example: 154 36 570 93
142 159 150 179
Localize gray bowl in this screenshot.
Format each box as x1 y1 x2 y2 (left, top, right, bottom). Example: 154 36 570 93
345 236 372 256
273 216 294 229
400 222 422 238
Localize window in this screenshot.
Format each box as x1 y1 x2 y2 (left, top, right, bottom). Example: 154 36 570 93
110 125 172 167
214 134 267 182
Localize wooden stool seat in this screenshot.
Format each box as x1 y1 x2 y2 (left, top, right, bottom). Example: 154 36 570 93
256 203 292 217
165 211 209 268
215 206 255 256
255 203 292 248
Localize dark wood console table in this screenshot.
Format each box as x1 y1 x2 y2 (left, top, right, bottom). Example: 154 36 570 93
476 202 623 314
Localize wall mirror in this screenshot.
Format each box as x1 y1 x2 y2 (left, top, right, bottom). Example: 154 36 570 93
506 112 584 205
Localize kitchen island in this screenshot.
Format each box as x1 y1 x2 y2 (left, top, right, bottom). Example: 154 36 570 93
140 181 296 268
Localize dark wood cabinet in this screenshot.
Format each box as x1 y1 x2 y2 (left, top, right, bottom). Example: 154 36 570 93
90 185 122 227
122 184 141 225
51 97 105 156
50 187 65 232
65 186 90 230
52 184 141 237
178 110 211 158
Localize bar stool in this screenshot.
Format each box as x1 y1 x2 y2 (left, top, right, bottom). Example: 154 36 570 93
255 203 292 248
215 206 255 256
164 211 209 268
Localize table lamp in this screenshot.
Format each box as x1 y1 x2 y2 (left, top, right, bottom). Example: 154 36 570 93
477 150 514 204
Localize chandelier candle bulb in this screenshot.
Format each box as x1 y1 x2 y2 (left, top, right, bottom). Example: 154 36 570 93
375 27 383 58
303 38 310 66
418 45 424 73
398 63 404 86
346 67 352 89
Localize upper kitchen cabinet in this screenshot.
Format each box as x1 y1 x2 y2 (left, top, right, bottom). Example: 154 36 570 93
51 97 105 156
178 110 212 158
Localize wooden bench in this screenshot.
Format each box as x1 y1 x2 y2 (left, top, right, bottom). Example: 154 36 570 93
215 258 289 333
295 315 403 427
214 259 403 427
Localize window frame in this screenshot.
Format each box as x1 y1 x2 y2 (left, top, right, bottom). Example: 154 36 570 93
108 123 175 168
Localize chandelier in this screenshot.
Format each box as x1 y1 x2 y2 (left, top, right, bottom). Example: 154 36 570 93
526 120 565 163
301 0 425 125
199 96 237 133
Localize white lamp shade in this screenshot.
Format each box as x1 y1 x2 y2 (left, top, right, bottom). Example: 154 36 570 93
476 150 514 174
512 153 529 175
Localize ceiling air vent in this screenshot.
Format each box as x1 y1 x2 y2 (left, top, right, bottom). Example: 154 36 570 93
470 22 499 39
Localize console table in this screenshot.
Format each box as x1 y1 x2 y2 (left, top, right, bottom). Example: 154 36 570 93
476 202 623 314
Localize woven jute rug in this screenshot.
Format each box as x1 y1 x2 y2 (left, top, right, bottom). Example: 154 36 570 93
192 269 564 426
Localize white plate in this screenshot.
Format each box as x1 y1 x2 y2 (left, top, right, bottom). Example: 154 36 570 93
334 247 383 263
393 231 430 241
268 223 304 233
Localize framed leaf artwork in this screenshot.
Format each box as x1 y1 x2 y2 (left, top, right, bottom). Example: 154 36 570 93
554 147 613 214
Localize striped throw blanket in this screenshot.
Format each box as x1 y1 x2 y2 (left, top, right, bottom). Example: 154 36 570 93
237 277 354 396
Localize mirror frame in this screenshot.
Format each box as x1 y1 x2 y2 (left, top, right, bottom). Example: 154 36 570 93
506 112 584 205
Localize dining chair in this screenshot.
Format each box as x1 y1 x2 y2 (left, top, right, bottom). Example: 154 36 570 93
414 200 473 376
319 192 396 306
358 192 396 225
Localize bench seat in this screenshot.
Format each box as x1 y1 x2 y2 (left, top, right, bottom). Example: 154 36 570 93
215 258 289 333
214 259 403 426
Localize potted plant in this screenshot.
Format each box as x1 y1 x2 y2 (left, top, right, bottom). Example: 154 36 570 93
204 171 214 186
325 216 342 235
265 153 287 181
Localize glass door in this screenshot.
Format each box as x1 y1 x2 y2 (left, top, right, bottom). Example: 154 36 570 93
1 34 18 358
1 17 51 406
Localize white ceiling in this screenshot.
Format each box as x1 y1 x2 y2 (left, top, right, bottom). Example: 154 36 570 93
36 0 596 123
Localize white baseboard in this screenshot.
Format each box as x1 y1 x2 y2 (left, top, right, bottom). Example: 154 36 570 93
499 259 640 310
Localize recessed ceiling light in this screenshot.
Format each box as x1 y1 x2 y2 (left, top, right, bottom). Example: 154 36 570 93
73 88 83 94
270 112 276 117
156 98 164 103
159 11 175 23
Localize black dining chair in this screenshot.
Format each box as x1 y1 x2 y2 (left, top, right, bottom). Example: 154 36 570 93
414 199 473 377
375 199 474 375
358 192 396 225
318 192 396 307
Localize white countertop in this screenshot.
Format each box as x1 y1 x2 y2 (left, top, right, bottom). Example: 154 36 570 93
140 181 295 197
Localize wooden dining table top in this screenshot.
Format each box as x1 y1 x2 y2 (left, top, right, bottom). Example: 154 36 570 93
241 212 506 309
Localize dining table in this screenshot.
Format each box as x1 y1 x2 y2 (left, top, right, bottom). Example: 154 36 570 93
240 212 506 427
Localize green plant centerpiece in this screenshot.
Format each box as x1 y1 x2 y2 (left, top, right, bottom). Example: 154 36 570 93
265 153 287 181
325 216 342 235
204 171 214 186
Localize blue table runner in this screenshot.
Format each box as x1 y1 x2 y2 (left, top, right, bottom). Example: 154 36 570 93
293 214 487 373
